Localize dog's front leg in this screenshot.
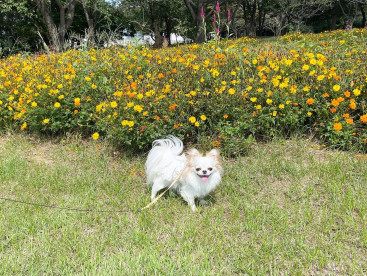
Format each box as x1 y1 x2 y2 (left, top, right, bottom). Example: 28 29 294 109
180 190 197 212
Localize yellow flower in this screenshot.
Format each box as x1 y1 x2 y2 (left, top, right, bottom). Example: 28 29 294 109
333 85 341 92
127 121 134 127
200 115 207 121
127 102 134 108
189 116 196 123
250 97 257 102
252 59 258 65
256 105 262 110
54 102 61 108
31 102 37 107
228 88 235 95
21 122 27 130
92 132 99 140
279 104 285 109
266 99 273 104
85 77 91 81
302 64 310 71
272 111 277 116
353 89 361 96
111 101 118 108
74 98 81 106
91 83 97 89
43 118 50 124
134 105 143 112
195 122 200 127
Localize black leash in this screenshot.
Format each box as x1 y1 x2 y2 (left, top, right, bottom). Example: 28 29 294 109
0 196 132 213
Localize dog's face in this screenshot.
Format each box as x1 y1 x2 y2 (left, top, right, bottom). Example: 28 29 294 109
187 149 222 182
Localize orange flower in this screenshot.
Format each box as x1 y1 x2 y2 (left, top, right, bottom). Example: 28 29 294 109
343 113 349 118
330 107 337 113
344 91 350 97
158 73 164 79
306 98 315 105
322 93 330 97
174 124 178 128
333 123 342 131
169 104 177 111
346 118 353 124
74 98 80 106
223 114 228 119
360 115 367 123
331 99 340 107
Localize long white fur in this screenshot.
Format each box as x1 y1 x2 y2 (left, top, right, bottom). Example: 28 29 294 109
145 135 222 211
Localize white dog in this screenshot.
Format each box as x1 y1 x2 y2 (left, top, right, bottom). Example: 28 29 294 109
145 135 222 211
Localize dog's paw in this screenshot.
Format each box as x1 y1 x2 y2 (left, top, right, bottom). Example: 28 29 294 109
199 199 209 206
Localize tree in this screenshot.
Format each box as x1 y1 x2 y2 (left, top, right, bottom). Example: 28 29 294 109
31 0 78 52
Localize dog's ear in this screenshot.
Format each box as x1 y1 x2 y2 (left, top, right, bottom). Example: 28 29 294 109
186 148 202 158
207 149 223 174
206 149 220 159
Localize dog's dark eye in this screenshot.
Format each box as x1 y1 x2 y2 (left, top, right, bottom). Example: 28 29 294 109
208 168 213 171
196 168 201 172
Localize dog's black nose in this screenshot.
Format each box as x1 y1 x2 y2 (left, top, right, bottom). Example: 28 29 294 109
202 170 207 174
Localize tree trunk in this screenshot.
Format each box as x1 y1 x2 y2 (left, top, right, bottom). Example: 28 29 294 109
81 0 96 47
360 4 366 28
183 0 207 43
34 0 77 52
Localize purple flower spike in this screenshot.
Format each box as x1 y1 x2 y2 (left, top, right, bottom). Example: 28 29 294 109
201 6 205 19
213 13 216 25
227 8 231 21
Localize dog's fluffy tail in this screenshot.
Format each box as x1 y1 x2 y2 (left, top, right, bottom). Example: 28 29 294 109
145 135 183 185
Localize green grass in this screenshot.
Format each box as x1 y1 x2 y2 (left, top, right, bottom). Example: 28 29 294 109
1 134 366 275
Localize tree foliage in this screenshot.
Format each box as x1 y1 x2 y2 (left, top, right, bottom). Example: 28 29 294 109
0 0 366 55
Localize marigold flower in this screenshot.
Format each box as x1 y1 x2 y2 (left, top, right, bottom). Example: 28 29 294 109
54 102 61 108
43 119 50 124
74 98 81 106
92 132 99 140
306 98 315 105
331 99 340 107
360 115 367 123
333 123 342 131
346 118 353 124
344 91 350 97
110 101 118 108
200 115 207 121
228 88 235 95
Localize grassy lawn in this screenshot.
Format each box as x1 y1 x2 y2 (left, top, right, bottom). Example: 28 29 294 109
1 134 366 275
